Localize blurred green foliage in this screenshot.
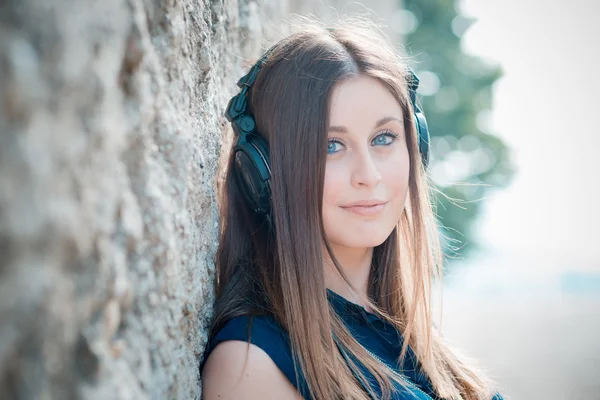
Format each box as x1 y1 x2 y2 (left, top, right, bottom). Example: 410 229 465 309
400 0 516 263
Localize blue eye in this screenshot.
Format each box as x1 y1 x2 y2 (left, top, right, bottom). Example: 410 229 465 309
372 130 398 146
327 139 344 154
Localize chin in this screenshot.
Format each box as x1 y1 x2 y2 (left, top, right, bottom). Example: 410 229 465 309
328 225 394 249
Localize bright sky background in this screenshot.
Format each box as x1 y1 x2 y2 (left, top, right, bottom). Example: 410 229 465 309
457 0 600 269
429 4 600 395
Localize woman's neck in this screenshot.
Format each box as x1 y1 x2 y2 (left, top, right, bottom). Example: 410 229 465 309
323 244 373 308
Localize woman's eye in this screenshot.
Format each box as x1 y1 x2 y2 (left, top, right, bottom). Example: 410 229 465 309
327 140 344 154
372 131 398 146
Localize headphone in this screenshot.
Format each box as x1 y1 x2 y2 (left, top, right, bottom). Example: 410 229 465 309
225 50 430 217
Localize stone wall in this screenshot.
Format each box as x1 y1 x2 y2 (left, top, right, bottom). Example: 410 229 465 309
0 0 285 398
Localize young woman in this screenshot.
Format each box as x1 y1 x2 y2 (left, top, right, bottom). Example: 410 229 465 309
201 18 503 400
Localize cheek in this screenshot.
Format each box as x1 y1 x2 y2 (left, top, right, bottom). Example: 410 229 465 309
322 163 344 212
383 153 410 207
322 163 346 239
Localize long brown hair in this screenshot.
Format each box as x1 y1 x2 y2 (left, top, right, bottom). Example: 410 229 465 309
210 17 496 400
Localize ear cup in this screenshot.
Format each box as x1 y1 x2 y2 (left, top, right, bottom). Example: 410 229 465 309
413 107 430 168
232 134 271 214
406 68 431 169
248 133 270 165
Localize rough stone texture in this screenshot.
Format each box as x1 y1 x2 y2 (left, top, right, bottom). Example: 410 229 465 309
0 0 287 399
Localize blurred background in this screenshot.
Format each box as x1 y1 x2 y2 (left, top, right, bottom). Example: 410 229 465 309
289 0 600 399
430 1 600 399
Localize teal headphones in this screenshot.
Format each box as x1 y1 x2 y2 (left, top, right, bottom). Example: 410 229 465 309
225 49 430 217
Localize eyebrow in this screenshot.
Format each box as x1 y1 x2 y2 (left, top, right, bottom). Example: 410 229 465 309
328 116 403 133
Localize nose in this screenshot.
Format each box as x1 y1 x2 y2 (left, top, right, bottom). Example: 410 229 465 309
350 147 382 188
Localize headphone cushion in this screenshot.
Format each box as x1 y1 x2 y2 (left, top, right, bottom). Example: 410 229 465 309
233 138 272 214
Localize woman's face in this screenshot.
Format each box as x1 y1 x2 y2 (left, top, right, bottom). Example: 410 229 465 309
323 75 410 251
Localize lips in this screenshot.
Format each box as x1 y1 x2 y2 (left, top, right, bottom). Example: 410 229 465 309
340 200 388 216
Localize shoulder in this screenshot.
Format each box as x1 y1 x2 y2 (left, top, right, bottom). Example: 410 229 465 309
201 340 303 400
201 315 305 400
203 314 292 360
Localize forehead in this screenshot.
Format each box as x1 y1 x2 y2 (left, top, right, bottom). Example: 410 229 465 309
328 75 404 128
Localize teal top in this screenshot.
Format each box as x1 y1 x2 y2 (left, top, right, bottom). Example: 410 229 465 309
201 289 503 400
